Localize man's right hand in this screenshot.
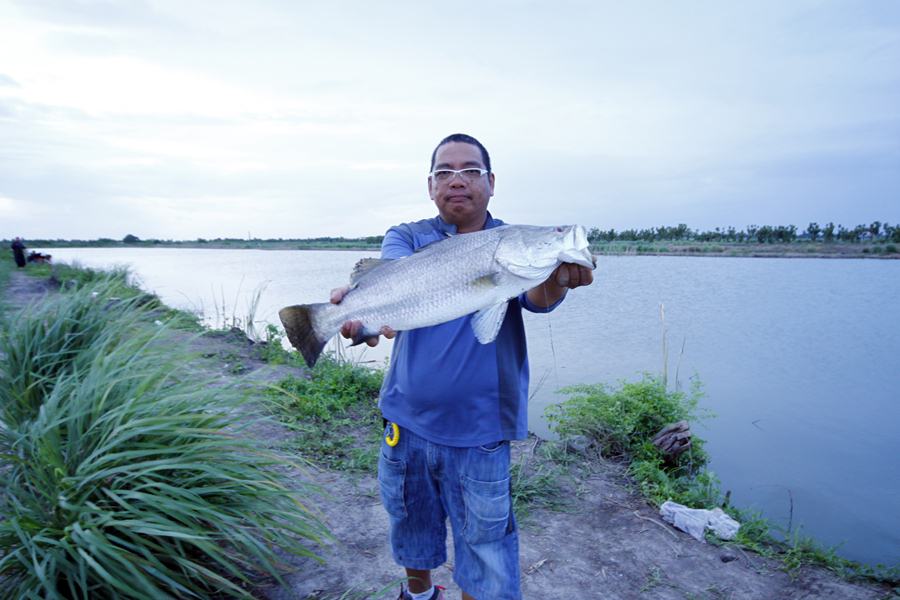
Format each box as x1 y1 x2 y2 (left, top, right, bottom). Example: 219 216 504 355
330 286 396 347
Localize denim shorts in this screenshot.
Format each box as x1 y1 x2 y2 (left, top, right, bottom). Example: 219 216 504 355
378 424 521 600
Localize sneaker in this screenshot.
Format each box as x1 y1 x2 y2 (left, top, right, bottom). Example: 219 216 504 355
397 584 446 600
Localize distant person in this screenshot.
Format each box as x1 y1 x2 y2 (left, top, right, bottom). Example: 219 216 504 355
11 237 26 268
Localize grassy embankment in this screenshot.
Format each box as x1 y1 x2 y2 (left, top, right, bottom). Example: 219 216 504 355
0 260 329 598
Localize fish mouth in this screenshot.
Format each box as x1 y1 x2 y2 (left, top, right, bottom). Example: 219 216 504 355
559 249 595 269
557 225 596 269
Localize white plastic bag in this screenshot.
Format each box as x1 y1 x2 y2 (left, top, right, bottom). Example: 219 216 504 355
659 500 740 542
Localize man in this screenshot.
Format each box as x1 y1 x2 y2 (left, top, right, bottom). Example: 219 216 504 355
11 237 26 268
334 134 593 600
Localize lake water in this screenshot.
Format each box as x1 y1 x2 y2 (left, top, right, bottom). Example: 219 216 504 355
36 247 900 566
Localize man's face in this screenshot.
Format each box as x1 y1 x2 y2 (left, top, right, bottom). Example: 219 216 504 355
428 141 495 232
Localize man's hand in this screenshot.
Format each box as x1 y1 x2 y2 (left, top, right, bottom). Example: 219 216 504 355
330 286 396 347
551 262 594 289
526 262 595 309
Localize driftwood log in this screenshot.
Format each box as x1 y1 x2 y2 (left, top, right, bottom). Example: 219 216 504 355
652 420 692 460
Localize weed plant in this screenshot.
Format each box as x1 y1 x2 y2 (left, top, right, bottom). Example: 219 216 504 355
509 458 565 519
0 281 328 598
266 355 384 472
547 375 707 465
547 375 719 508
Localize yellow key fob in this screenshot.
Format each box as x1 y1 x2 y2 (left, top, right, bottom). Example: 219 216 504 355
385 422 400 447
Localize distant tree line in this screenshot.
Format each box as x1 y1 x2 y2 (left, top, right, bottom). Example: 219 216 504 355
587 222 900 244
11 223 900 247
13 234 386 247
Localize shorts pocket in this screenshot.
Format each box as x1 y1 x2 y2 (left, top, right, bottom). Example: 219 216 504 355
378 452 407 519
476 440 506 454
460 475 511 545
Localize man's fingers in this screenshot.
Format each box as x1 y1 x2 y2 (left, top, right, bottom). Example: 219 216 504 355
554 263 595 289
341 321 396 344
330 285 351 304
340 320 361 340
580 266 594 287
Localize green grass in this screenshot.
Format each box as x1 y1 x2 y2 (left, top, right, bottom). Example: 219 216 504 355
266 354 384 472
0 278 328 598
0 248 15 309
509 455 566 519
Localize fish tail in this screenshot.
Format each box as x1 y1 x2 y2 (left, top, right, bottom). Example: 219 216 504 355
278 303 331 367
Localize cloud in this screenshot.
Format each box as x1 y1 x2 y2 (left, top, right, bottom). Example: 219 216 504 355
0 194 17 214
0 1 898 239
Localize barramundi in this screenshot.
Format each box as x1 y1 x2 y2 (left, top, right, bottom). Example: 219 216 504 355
279 224 596 367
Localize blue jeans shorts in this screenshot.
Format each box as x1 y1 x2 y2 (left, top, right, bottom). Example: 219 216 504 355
378 424 521 600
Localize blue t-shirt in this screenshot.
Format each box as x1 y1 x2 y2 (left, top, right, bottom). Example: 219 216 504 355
378 212 563 447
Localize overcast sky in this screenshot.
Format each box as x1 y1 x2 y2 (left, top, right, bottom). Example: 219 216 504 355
1 1 898 240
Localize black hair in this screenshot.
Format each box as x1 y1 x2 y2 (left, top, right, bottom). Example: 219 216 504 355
429 133 491 173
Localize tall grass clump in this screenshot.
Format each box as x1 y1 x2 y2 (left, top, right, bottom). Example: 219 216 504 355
0 281 327 598
0 278 148 430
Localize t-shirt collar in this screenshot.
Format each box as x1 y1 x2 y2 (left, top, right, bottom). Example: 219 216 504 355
436 211 499 236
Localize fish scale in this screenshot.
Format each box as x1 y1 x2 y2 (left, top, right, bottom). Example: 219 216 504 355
279 224 595 367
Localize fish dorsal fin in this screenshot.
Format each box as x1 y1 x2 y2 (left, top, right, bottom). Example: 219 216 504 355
471 301 509 344
350 258 389 286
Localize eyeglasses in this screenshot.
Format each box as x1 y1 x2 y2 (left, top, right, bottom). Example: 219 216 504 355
430 168 489 183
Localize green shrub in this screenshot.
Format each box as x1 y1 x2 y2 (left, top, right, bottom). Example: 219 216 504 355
547 376 705 461
0 282 327 598
547 376 716 508
886 244 898 254
267 355 383 471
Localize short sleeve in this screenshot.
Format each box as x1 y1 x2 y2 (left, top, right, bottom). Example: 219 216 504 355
381 227 415 260
518 291 565 313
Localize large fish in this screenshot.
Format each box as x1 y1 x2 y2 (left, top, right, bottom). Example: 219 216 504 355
279 224 596 367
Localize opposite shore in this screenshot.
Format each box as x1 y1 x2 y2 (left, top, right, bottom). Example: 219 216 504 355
8 238 900 259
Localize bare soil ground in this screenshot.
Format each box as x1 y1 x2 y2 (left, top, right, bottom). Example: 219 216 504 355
2 271 894 600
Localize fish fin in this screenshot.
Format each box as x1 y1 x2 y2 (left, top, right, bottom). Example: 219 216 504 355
471 301 509 344
349 258 390 286
278 304 329 368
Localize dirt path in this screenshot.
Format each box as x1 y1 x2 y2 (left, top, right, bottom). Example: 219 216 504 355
2 274 892 600
2 271 58 311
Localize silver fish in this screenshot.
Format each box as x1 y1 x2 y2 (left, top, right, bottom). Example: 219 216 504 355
279 224 596 367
